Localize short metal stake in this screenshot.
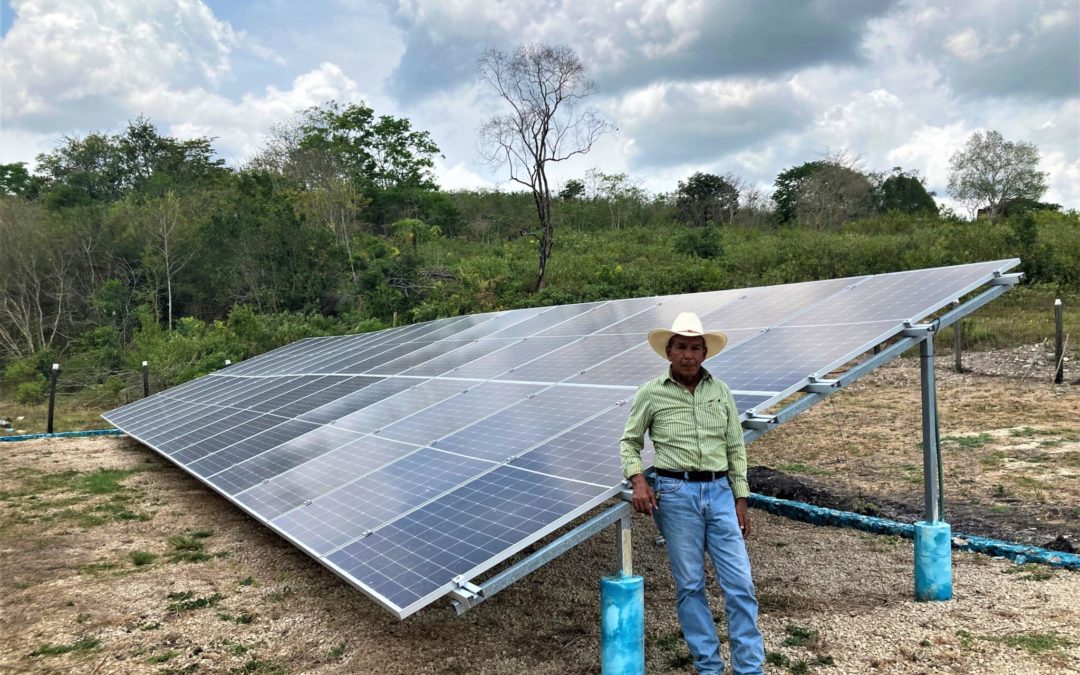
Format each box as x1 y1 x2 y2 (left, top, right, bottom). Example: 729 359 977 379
616 513 633 575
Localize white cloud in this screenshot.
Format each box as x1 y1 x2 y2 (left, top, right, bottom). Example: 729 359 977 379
0 0 239 119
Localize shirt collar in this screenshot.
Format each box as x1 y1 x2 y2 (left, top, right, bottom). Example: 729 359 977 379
663 366 712 386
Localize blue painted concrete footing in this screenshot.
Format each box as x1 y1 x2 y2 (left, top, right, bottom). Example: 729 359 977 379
914 521 953 601
0 428 124 442
600 573 644 675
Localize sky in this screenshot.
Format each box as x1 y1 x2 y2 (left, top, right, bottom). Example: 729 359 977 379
1 0 1078 211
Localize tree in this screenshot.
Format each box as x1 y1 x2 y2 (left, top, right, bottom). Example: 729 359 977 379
772 158 875 228
876 167 937 215
795 163 875 229
947 130 1048 219
0 163 41 198
34 117 226 207
674 172 739 227
585 170 646 230
558 179 585 200
772 161 825 224
0 199 75 358
296 101 441 191
478 43 613 290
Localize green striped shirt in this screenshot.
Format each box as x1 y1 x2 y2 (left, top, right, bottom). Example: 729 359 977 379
619 367 749 499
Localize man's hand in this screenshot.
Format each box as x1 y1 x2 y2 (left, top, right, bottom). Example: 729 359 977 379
735 497 750 538
630 474 658 516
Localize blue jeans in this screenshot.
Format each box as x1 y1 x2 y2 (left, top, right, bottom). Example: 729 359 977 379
651 474 765 675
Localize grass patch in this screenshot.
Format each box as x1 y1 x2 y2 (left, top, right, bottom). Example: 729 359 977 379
327 642 347 659
993 632 1074 654
168 532 212 563
139 621 160 631
229 658 287 674
166 591 223 612
129 550 157 566
956 629 974 650
778 463 827 476
78 469 138 495
1009 426 1058 438
980 451 1006 468
942 433 993 450
1003 564 1053 581
897 464 922 484
782 624 819 648
78 561 119 575
149 650 178 663
239 576 256 586
766 651 790 667
30 638 101 656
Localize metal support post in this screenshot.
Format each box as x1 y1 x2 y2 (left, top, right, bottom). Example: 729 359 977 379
916 336 951 601
616 512 633 575
142 361 150 398
920 337 940 523
46 363 60 434
1055 299 1064 384
954 319 963 373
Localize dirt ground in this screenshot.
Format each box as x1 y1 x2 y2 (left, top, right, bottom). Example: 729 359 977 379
1 350 1078 675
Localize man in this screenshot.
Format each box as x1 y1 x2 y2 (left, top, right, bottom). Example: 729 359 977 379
620 312 765 675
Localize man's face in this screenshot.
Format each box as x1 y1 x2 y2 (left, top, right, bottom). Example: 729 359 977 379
666 335 706 380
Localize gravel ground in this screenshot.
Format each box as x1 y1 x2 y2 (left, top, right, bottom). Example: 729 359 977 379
1 436 1078 674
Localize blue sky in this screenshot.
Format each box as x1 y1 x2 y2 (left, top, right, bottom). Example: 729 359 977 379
1 0 1078 211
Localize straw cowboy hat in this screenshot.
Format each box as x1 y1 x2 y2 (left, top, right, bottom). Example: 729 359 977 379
647 312 727 359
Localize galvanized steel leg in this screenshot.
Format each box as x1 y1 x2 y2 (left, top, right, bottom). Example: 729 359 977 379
920 337 941 523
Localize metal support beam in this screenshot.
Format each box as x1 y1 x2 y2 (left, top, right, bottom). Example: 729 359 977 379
920 337 941 523
450 500 634 615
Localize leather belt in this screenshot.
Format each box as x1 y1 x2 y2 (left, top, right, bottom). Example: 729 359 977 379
655 468 727 482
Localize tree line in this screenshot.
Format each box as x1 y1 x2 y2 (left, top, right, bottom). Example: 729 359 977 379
0 44 1073 406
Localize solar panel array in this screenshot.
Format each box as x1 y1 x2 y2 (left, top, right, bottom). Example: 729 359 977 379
104 259 1019 617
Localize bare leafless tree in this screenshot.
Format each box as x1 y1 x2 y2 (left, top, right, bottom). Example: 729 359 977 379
478 44 613 290
145 191 197 329
0 199 75 358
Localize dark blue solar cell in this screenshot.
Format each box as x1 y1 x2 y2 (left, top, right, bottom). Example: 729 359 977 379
208 424 363 495
189 419 321 478
332 378 466 433
170 414 287 465
236 435 418 519
375 381 542 446
432 385 629 462
451 336 578 380
704 321 899 394
497 334 641 383
296 377 411 425
324 466 609 616
273 448 496 555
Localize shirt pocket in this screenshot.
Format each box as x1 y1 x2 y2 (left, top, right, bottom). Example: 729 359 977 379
700 398 728 436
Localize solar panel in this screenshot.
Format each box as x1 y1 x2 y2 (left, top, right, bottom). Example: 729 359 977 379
103 258 1019 618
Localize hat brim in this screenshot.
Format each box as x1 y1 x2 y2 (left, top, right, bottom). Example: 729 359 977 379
647 329 727 360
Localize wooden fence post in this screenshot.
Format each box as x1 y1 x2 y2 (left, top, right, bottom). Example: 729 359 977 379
142 361 150 398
